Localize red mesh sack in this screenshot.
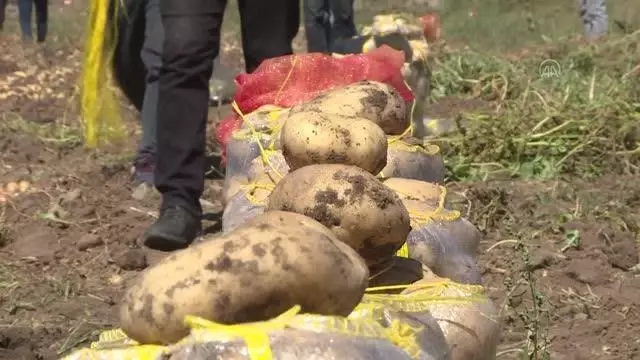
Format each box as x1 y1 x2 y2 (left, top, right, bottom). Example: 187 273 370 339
215 45 414 165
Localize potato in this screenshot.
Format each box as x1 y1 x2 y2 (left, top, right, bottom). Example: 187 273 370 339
367 256 425 294
385 178 482 284
402 278 501 360
289 81 409 135
379 138 445 184
120 211 369 344
280 111 388 174
266 164 411 266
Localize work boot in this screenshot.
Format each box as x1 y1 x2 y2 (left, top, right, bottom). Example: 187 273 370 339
143 206 201 251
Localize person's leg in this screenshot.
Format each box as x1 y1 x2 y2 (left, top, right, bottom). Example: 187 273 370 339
34 0 47 42
17 0 33 41
144 0 227 251
134 0 164 185
580 0 608 39
331 35 367 54
303 0 330 53
329 0 357 50
0 0 8 31
238 0 299 73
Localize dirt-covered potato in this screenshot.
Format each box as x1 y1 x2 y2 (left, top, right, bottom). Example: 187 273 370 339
290 81 409 135
266 164 411 266
402 278 501 360
280 110 388 174
120 211 369 344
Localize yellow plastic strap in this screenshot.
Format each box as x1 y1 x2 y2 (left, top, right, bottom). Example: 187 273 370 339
362 280 486 311
243 181 276 206
81 0 123 147
183 305 302 360
395 243 409 258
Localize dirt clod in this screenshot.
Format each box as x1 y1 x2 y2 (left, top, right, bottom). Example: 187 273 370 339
115 249 148 271
76 233 103 251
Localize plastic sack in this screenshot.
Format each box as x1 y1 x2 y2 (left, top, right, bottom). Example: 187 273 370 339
222 106 287 205
378 136 446 184
215 46 414 164
351 278 492 359
401 279 501 360
368 257 425 294
64 306 427 360
383 180 482 284
164 329 413 360
222 151 288 233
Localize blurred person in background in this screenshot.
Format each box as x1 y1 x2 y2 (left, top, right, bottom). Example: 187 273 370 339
304 0 357 53
142 0 299 251
0 0 7 32
129 0 238 199
580 0 607 39
17 0 48 43
131 0 162 194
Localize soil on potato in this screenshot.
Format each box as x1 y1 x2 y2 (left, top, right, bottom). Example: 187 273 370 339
0 30 639 360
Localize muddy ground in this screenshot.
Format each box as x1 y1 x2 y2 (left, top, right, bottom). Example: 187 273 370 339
1 13 639 360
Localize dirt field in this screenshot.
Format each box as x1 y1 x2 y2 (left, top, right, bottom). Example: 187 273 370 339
1 1 639 360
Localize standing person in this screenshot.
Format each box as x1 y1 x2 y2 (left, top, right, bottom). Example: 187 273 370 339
142 0 299 251
0 0 8 32
304 0 357 53
132 0 163 190
580 0 607 39
17 0 48 42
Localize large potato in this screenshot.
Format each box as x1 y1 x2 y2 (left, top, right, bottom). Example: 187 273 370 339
266 164 411 266
280 111 388 174
290 80 409 135
402 278 501 360
120 211 369 344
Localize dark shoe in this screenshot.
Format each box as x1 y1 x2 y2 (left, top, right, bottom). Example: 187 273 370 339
143 206 201 251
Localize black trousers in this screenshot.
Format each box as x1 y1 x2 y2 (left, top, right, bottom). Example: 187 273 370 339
155 0 299 216
0 0 8 30
304 0 357 53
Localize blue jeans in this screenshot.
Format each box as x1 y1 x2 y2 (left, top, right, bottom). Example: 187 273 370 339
580 0 607 39
17 0 48 42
